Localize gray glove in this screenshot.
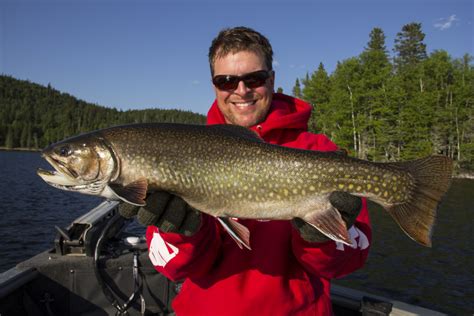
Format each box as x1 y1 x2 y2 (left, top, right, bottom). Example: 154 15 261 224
118 191 202 236
292 191 362 243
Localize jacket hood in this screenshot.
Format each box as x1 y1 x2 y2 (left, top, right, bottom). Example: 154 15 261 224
206 93 313 139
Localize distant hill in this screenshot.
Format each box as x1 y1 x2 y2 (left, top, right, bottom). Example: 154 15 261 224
0 75 206 149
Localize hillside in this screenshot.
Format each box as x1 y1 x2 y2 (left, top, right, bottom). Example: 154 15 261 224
0 75 206 149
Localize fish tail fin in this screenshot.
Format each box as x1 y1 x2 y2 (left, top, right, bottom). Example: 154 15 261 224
387 155 453 247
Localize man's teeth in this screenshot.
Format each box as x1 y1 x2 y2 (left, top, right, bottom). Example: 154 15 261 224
233 101 256 107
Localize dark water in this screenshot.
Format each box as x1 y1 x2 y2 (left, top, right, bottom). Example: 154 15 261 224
0 151 472 314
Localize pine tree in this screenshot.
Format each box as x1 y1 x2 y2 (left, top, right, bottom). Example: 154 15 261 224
328 58 363 154
360 27 394 160
292 79 302 99
302 63 331 134
392 22 431 159
394 22 427 72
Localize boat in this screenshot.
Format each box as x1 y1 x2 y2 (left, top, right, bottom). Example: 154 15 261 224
0 201 446 315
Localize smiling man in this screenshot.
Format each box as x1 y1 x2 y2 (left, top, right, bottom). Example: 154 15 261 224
211 51 274 127
132 26 372 315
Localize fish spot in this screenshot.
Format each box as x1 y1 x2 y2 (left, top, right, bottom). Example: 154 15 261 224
383 191 389 197
348 184 354 190
374 187 380 192
309 185 315 191
329 168 335 173
292 189 298 194
367 184 372 190
338 184 345 189
373 176 379 181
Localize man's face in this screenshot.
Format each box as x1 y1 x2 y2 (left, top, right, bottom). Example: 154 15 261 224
212 51 274 127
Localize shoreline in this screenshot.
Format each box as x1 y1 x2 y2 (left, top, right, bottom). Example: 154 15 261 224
0 147 41 152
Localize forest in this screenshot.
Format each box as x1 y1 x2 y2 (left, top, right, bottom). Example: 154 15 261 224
1 23 472 172
292 23 473 172
0 75 206 149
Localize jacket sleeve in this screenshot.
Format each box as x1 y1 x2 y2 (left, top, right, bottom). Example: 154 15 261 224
291 199 371 279
290 132 372 279
146 214 222 281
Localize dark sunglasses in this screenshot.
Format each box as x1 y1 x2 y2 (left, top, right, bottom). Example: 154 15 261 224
212 70 272 91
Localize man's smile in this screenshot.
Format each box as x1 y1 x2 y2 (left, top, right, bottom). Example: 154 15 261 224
230 100 257 108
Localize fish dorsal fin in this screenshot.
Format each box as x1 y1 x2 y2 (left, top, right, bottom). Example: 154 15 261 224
303 203 352 246
209 124 263 142
217 217 252 250
108 178 148 206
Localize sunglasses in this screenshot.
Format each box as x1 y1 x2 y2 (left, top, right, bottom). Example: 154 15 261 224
212 70 272 91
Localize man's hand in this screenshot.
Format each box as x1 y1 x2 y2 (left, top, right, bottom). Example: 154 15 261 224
292 191 362 243
118 191 202 236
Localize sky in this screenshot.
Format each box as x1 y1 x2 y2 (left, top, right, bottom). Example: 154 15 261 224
1 0 473 115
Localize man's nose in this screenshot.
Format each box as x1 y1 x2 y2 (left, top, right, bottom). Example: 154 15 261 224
234 80 252 95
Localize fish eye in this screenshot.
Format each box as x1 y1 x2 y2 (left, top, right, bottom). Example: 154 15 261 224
59 145 72 157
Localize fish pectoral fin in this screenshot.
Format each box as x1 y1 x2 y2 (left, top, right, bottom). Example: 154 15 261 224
108 178 148 206
217 217 252 250
303 204 352 246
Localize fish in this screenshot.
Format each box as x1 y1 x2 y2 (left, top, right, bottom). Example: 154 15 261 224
37 123 453 249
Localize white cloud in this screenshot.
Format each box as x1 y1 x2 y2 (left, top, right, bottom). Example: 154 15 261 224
290 64 306 69
434 14 459 30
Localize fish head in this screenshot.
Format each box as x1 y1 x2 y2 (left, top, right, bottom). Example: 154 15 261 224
37 133 118 195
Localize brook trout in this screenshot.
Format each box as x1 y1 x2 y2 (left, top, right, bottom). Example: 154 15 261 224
37 123 453 249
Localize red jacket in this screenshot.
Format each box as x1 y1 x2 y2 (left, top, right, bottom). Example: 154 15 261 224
146 93 371 315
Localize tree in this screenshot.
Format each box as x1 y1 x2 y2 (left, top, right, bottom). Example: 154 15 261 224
392 23 431 159
302 63 331 134
393 22 427 72
329 58 363 156
359 27 394 160
292 79 303 99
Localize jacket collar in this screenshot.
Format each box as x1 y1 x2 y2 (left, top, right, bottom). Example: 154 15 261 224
206 93 312 138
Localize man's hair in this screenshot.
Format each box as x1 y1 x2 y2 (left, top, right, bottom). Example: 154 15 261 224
208 26 273 76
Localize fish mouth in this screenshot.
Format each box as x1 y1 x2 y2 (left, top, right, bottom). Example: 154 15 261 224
37 155 79 187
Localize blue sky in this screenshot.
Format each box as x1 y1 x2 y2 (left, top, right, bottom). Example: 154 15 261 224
1 0 472 115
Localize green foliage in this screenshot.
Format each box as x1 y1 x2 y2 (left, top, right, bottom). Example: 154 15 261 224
0 75 206 149
292 78 303 99
295 23 474 171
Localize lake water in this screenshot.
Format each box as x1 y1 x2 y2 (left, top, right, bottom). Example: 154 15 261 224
0 151 472 315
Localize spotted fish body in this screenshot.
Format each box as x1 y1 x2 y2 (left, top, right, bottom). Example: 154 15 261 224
37 123 453 248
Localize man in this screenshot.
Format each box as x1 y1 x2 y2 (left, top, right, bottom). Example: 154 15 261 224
121 26 371 315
